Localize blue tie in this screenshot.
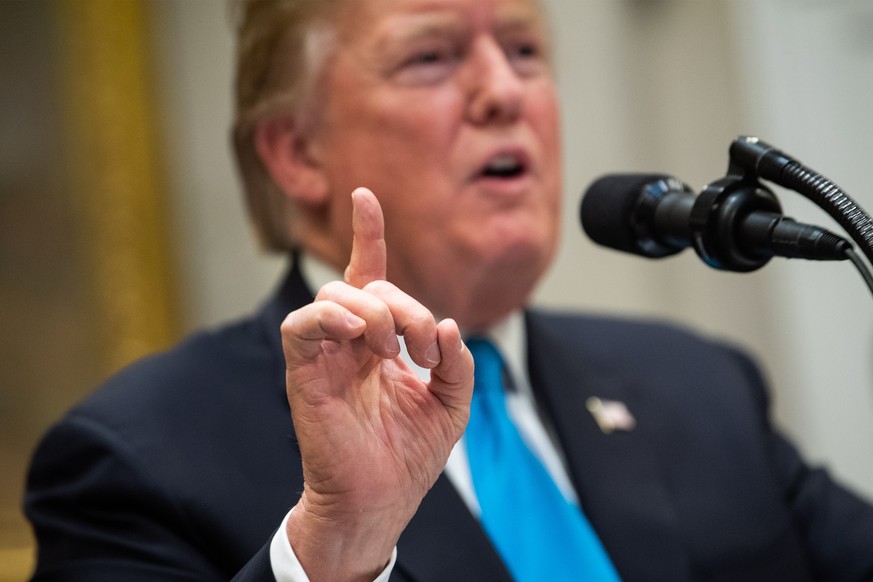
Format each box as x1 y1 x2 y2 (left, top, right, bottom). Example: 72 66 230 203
465 338 621 582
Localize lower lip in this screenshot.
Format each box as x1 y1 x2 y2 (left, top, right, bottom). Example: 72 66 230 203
473 172 533 197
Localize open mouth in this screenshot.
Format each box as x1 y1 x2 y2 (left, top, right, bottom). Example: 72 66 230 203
479 152 528 179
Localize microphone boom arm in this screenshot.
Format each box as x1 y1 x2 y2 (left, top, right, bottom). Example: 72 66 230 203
730 136 873 267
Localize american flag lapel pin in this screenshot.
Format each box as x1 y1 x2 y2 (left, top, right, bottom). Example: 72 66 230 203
586 397 636 434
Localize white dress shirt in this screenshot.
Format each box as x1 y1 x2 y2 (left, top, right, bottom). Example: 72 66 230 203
270 254 579 580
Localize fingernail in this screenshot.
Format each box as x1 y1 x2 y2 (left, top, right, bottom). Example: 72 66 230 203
425 342 440 366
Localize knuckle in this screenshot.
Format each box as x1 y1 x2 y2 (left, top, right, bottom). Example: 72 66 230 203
316 280 348 299
408 310 435 331
362 279 395 295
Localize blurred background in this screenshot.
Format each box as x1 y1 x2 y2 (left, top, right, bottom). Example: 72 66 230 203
1 0 871 578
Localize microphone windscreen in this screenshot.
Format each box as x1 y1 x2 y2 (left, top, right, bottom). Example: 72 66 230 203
580 173 672 254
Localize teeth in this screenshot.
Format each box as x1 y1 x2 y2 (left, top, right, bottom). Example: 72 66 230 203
486 153 521 171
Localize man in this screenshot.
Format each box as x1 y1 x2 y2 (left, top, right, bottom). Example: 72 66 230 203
25 0 873 580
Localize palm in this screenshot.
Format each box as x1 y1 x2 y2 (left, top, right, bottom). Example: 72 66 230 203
289 342 465 513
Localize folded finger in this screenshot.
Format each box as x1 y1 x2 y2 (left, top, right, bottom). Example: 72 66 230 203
428 319 474 409
316 281 400 359
362 280 440 369
280 302 366 362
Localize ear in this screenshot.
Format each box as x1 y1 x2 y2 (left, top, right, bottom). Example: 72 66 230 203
254 115 328 205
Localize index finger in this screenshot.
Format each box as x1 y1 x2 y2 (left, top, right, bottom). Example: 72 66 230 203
344 187 387 288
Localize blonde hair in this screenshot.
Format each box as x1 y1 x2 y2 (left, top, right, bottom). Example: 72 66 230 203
231 0 341 251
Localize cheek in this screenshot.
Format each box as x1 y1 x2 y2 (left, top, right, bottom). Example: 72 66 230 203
345 106 462 192
524 78 561 143
535 98 562 159
366 84 462 137
535 93 563 225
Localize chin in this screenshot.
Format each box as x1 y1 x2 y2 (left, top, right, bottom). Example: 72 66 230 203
485 228 555 272
476 239 554 302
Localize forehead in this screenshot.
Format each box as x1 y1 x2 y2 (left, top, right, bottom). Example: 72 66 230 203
333 0 547 42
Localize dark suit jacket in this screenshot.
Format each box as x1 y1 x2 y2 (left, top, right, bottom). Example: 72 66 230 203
25 264 873 581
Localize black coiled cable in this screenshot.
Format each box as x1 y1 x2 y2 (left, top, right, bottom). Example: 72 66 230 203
778 163 873 265
730 136 873 297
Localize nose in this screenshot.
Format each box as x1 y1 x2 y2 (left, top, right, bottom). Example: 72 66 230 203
465 39 524 126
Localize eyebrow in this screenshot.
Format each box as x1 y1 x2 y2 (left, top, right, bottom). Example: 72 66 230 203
376 14 465 50
495 4 548 33
376 4 547 48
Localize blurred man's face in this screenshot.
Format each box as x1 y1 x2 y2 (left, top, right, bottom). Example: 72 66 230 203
308 0 562 329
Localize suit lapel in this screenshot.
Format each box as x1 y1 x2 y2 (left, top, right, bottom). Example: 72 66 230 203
526 311 692 582
396 311 695 582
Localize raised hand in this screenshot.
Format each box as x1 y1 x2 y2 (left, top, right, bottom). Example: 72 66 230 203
281 187 474 581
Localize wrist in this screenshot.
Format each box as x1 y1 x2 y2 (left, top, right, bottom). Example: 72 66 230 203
286 490 408 582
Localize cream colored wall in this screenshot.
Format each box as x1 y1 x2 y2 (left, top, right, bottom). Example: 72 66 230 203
727 0 873 498
154 0 873 500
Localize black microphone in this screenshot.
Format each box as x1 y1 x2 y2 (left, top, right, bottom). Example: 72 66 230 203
580 173 852 272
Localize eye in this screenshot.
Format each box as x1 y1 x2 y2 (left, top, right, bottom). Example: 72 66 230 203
504 37 548 76
510 42 539 59
394 45 460 85
407 50 448 66
498 24 550 76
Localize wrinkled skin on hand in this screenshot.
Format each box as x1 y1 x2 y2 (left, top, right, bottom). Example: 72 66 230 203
280 188 474 581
